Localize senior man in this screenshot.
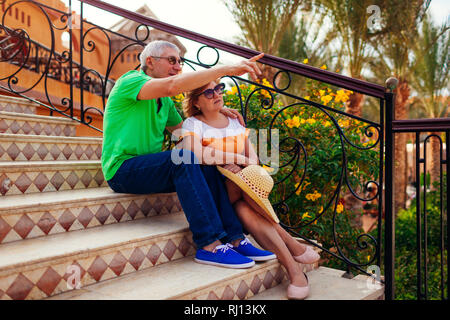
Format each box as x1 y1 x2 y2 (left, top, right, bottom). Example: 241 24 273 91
102 40 275 269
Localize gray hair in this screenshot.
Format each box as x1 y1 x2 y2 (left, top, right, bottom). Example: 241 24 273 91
140 40 180 72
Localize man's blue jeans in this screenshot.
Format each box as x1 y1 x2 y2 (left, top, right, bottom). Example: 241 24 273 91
106 149 244 249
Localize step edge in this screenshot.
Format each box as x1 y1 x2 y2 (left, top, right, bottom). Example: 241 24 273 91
0 213 189 276
0 160 101 171
51 256 280 300
171 259 281 300
0 188 178 214
0 133 102 143
0 111 78 125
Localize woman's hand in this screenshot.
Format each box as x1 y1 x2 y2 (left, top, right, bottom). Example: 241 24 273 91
220 108 245 127
221 164 243 174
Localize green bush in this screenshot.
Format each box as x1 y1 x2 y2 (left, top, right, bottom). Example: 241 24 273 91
222 79 380 270
395 173 448 300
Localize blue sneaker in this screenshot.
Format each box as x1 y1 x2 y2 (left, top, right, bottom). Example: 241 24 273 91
232 238 277 261
194 244 255 269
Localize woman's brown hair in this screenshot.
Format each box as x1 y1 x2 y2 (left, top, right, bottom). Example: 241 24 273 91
182 79 220 118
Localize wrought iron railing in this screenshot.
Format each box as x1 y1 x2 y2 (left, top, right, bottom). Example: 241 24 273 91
0 0 448 300
391 119 449 300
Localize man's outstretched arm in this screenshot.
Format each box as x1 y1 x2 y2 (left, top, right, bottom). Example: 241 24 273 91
137 53 264 101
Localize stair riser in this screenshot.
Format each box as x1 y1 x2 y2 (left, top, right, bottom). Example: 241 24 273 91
187 261 319 300
0 117 76 137
0 167 106 196
0 99 36 115
184 262 287 300
0 140 102 161
0 193 182 244
0 231 195 300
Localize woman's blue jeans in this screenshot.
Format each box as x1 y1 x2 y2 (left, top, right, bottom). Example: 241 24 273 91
106 149 244 249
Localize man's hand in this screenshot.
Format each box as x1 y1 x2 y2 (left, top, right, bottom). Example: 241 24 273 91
220 108 245 127
228 53 264 81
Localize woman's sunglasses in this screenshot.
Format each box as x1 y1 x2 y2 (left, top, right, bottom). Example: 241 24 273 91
198 83 225 99
151 55 184 66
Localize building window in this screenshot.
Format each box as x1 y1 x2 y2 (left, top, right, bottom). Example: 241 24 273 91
21 11 24 23
27 15 30 27
120 54 124 63
127 53 130 63
15 8 18 19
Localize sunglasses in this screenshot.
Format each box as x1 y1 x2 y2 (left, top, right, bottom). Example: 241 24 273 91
151 55 184 66
198 83 225 99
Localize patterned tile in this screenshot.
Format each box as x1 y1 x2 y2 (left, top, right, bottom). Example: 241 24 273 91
0 117 76 137
0 167 106 196
0 193 182 243
0 140 102 161
0 99 36 114
5 274 34 300
0 232 195 300
190 264 288 300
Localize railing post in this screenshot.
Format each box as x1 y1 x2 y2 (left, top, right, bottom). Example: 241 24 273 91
384 77 398 300
79 0 85 124
446 130 450 300
68 0 73 119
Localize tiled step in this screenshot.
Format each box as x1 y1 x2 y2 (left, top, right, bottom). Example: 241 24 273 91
0 111 77 137
47 255 287 300
0 95 38 115
249 266 384 300
0 213 195 300
0 160 105 196
0 133 102 161
0 187 182 244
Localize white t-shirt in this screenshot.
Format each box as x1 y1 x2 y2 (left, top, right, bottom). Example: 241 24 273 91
181 116 249 154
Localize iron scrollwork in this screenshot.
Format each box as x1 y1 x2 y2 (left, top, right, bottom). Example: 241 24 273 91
184 44 383 277
0 0 384 279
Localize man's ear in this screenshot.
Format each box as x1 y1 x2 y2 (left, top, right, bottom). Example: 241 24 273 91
146 56 153 70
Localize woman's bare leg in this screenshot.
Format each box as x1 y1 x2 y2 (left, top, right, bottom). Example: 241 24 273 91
225 179 308 256
233 200 307 287
241 193 307 257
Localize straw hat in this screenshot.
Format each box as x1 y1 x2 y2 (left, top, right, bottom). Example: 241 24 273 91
217 165 280 223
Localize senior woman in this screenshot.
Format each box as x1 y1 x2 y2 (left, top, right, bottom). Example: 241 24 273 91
177 80 320 300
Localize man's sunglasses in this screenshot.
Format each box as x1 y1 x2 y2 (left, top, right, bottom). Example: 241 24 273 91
151 55 184 66
198 83 225 99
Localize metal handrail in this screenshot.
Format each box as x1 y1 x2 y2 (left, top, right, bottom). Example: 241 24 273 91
80 0 386 98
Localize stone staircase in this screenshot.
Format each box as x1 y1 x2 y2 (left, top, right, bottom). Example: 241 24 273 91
0 95 384 300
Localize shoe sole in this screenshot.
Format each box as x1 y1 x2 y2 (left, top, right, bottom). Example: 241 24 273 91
247 254 277 262
194 258 255 269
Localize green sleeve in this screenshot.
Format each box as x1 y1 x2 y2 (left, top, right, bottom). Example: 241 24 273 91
166 98 183 127
114 71 150 104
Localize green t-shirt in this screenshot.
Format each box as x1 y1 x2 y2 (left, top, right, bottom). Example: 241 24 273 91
101 70 183 181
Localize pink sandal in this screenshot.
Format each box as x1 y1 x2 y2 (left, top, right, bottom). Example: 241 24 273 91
293 245 320 264
287 273 309 300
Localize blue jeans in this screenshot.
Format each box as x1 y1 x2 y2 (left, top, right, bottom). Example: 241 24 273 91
106 149 244 249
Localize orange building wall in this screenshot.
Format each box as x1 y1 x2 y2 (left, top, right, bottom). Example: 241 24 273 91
0 0 117 137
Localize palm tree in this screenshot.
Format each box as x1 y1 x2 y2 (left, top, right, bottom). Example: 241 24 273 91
223 0 306 82
366 0 431 212
277 7 336 102
314 0 379 117
410 14 449 187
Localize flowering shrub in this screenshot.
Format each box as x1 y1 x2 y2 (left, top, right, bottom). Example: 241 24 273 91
222 73 380 269
165 70 381 270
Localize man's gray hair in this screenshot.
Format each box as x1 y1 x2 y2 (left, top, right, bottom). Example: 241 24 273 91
140 40 180 72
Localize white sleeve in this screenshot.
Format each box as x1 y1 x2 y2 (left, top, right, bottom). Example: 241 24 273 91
181 117 203 138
